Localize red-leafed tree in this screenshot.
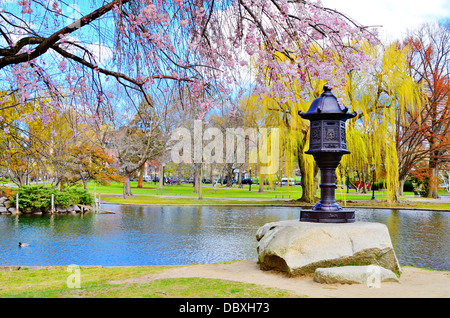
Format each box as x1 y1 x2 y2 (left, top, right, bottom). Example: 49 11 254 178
403 22 450 198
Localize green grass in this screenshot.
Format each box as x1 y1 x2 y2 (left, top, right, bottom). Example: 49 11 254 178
101 195 287 205
88 181 301 198
3 180 443 209
0 266 299 298
91 181 450 210
89 181 449 197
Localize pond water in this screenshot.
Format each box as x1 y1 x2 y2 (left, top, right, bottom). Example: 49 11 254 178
0 204 448 270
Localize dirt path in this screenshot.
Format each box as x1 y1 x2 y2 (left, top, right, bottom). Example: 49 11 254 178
110 259 449 298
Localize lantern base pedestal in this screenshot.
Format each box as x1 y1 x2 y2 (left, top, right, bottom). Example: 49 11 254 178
300 209 355 223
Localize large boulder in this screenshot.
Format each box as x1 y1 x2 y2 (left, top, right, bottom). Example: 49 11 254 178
256 220 401 276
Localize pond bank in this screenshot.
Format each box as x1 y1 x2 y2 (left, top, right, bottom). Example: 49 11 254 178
1 260 448 298
99 194 450 212
108 259 449 298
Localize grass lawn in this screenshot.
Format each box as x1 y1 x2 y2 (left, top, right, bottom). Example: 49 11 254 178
88 181 302 198
88 181 395 200
89 181 450 210
0 265 298 298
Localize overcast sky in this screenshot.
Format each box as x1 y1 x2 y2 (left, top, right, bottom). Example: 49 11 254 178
321 0 450 42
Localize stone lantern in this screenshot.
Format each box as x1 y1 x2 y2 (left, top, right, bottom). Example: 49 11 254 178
256 88 401 276
298 85 356 223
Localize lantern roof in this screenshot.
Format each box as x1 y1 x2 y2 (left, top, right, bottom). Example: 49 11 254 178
298 85 356 120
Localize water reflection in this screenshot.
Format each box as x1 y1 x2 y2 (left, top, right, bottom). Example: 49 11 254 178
0 205 448 270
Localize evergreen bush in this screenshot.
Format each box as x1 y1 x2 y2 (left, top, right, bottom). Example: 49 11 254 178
9 185 94 210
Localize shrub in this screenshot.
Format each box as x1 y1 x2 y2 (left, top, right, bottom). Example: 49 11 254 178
65 187 94 206
371 180 385 191
403 181 415 192
10 185 93 211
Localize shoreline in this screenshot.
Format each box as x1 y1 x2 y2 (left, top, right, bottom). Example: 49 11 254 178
1 261 448 272
99 199 450 212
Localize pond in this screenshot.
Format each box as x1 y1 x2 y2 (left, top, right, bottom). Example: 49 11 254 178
0 204 448 271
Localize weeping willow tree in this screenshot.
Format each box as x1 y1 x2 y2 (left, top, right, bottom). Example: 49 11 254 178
241 43 365 203
241 41 421 204
340 42 423 203
241 80 328 202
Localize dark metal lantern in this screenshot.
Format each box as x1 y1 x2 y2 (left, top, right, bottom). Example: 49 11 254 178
298 85 356 223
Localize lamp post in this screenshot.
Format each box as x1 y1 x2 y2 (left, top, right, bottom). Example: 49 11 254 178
346 169 350 194
371 166 376 200
298 85 356 223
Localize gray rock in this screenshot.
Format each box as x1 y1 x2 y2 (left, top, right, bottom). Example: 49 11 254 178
22 207 33 214
313 265 400 285
56 205 67 213
0 206 8 213
256 220 401 276
4 200 12 208
8 207 21 215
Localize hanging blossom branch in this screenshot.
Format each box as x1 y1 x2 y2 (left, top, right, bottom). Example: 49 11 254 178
0 0 131 68
187 0 381 107
0 0 381 126
50 43 194 107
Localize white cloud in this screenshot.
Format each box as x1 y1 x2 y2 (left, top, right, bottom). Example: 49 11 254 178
321 0 450 42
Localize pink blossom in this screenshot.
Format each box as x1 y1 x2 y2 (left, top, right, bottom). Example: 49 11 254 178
59 60 67 73
179 19 190 27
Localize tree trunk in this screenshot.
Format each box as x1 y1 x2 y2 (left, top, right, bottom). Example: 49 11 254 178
391 175 407 203
397 176 407 197
159 165 164 189
447 170 450 192
355 171 362 194
226 164 233 187
177 163 182 185
361 170 367 194
209 163 213 185
137 165 144 188
220 170 225 186
427 154 440 198
258 169 264 192
297 155 316 203
198 163 203 200
123 173 132 198
238 170 243 188
193 163 198 193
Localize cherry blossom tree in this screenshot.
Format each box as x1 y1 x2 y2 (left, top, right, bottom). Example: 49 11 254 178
0 0 379 127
